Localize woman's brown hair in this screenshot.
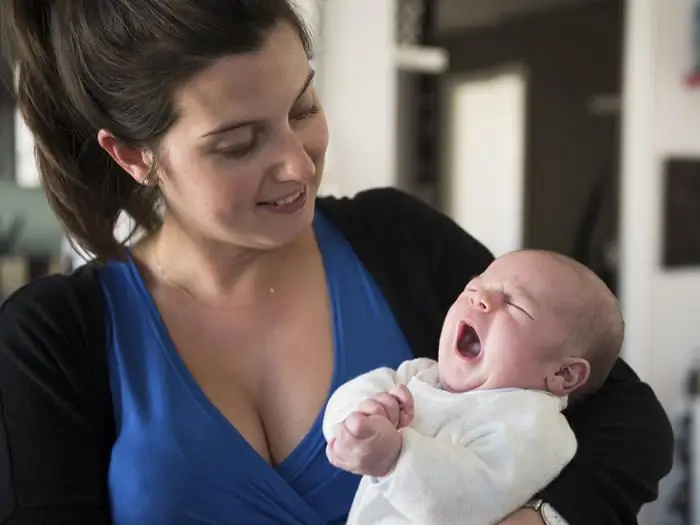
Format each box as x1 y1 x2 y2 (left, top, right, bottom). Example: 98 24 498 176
0 0 311 260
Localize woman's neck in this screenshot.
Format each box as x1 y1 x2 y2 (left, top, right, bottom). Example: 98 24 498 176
136 216 314 308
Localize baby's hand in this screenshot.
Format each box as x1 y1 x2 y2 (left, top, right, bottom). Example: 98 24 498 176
355 385 415 429
389 384 414 429
326 412 402 477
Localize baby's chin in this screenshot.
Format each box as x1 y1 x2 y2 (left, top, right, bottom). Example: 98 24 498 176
439 373 483 394
440 381 463 393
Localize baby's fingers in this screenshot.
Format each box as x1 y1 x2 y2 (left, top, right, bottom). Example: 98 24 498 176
344 412 378 440
326 440 352 471
372 392 401 426
357 398 388 419
390 384 414 413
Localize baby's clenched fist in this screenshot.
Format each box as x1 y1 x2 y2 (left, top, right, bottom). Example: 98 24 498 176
326 412 402 477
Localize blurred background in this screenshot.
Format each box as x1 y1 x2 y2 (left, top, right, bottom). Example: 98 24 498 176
0 0 698 522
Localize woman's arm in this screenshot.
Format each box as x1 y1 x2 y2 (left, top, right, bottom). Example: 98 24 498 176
497 365 674 525
534 360 673 524
0 268 114 524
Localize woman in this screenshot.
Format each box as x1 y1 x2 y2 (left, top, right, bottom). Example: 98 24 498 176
0 1 672 524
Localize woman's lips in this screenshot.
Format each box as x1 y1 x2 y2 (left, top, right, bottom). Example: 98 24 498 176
257 186 307 214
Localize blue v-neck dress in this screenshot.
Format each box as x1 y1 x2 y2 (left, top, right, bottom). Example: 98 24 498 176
98 213 413 525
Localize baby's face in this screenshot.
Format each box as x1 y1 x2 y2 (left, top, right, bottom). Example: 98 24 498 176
437 251 581 393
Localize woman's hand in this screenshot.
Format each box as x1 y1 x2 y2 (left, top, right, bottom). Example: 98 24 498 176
499 508 545 524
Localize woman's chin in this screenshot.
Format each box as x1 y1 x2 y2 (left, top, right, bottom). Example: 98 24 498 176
248 210 316 251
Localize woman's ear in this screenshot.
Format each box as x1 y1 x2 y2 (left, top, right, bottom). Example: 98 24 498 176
97 129 153 184
545 357 591 397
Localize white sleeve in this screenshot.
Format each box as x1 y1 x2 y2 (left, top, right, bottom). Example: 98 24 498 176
372 400 577 525
321 358 436 441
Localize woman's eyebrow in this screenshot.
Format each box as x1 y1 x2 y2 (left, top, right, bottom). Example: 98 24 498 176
295 68 316 102
199 69 316 139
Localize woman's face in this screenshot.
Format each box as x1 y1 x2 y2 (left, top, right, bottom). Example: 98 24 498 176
157 22 328 249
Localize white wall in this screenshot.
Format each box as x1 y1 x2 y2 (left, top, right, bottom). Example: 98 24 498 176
620 0 700 522
13 66 39 189
445 68 527 257
317 0 398 196
14 113 38 188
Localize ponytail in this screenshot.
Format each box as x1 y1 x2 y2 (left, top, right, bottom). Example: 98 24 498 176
1 0 160 261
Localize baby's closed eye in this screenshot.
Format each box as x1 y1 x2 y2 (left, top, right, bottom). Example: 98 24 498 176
506 298 534 319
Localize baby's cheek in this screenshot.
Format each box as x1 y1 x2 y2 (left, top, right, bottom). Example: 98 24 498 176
505 318 540 348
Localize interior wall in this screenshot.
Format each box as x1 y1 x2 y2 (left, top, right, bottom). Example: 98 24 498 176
444 67 527 257
317 0 398 196
620 0 700 522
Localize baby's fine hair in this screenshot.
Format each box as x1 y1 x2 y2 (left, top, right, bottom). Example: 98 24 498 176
536 251 624 395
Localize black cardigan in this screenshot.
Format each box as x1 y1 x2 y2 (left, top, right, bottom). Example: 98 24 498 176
0 187 673 525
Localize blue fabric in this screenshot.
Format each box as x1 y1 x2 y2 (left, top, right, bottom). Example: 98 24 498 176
99 213 413 525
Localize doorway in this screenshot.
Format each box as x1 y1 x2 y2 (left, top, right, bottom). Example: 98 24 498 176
443 66 527 257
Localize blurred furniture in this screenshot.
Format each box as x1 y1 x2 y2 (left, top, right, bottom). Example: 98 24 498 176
0 181 64 301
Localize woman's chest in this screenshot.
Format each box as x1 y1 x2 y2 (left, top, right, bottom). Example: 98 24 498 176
160 276 335 465
108 283 353 525
107 384 353 525
106 287 407 525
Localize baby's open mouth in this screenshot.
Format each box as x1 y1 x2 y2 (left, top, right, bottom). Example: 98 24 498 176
456 322 482 359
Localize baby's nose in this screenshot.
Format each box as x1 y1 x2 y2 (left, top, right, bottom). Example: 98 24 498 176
471 290 505 311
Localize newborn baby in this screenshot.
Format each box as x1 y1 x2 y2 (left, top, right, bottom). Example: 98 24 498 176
322 249 624 525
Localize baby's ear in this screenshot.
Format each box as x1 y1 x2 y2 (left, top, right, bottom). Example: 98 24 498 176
545 357 591 397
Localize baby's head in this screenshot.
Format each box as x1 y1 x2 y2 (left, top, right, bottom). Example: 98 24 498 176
437 250 623 398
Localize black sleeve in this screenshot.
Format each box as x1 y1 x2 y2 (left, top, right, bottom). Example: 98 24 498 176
538 360 674 525
0 265 114 524
417 194 495 314
415 192 674 524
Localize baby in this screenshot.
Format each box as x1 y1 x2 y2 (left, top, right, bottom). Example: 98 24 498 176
322 249 624 525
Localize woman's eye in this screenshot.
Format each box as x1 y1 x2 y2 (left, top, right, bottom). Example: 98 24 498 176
218 141 258 159
290 104 320 122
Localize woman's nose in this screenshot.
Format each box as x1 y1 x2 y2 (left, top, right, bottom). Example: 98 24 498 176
273 133 316 183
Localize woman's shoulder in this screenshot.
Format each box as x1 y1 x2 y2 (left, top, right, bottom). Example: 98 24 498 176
0 262 105 337
318 186 445 232
317 186 493 270
0 262 109 397
0 264 115 523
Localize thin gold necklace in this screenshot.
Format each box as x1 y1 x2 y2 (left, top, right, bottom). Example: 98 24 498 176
152 247 275 311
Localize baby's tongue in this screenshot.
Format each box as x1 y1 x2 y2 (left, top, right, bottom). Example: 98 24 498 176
458 325 481 357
